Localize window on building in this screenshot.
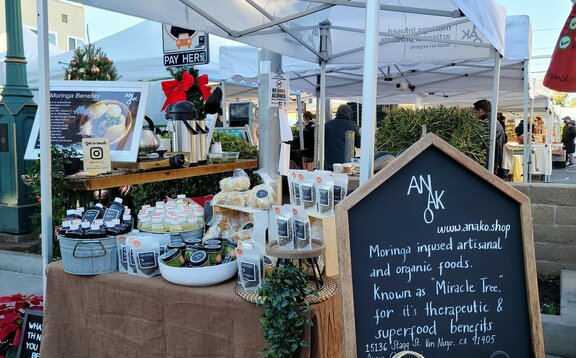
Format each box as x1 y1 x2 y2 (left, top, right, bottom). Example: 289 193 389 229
61 14 68 24
68 37 84 51
48 33 57 46
28 28 57 46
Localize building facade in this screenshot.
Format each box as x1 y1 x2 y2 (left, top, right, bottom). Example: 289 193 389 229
0 0 85 51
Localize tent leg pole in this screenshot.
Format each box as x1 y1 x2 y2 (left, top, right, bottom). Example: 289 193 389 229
297 94 304 151
37 0 52 297
522 59 530 183
488 50 501 175
221 81 227 126
317 60 326 170
359 0 380 185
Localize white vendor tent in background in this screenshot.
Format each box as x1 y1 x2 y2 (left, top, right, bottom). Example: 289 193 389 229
20 20 250 122
408 15 531 107
220 15 529 107
0 27 64 85
25 21 243 86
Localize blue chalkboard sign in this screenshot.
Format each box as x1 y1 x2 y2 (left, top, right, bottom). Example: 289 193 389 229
336 133 544 358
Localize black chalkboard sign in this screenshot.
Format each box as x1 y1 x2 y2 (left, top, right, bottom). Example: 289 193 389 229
336 134 544 358
16 309 43 358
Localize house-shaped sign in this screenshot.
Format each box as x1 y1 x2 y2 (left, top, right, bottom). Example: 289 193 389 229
336 133 544 358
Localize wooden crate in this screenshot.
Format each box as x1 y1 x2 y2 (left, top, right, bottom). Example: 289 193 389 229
308 212 338 276
212 204 269 253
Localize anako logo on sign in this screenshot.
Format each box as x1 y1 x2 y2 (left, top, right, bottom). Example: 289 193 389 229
162 24 210 67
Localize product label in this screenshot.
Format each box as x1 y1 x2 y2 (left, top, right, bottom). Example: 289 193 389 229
137 251 157 269
293 183 301 199
301 184 313 202
129 249 135 265
277 218 289 238
319 187 330 206
121 246 128 263
294 219 308 241
333 185 343 202
82 209 100 224
256 189 269 199
103 208 120 223
241 261 257 282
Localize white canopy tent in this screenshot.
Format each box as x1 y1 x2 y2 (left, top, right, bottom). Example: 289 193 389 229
34 0 507 287
25 21 243 86
0 27 64 85
64 0 506 64
220 16 529 107
14 20 252 123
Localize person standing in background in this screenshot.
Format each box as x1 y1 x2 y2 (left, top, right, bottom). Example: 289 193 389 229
302 111 316 159
497 112 508 144
473 99 506 178
324 104 361 170
561 117 576 167
496 112 509 179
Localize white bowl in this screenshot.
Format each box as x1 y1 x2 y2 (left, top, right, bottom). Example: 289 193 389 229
158 259 238 286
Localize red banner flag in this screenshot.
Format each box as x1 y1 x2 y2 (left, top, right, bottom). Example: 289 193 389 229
544 4 576 92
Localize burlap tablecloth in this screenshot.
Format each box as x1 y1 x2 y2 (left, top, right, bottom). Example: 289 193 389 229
40 261 342 357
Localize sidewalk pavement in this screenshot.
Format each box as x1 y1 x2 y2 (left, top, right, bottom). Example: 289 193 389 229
549 164 576 184
0 250 43 297
0 270 42 297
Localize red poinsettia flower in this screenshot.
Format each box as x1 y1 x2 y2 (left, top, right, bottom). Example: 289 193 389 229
12 326 21 347
0 323 18 341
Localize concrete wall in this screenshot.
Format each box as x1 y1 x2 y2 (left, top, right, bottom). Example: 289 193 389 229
512 183 576 276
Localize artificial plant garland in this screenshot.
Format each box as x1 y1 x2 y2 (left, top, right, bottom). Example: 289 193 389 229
257 264 314 358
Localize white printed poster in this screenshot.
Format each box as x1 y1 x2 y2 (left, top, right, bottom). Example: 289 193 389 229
269 73 289 108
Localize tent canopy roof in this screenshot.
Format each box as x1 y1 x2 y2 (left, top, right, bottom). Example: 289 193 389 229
220 16 530 105
72 0 506 64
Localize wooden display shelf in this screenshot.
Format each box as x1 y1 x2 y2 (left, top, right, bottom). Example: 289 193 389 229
63 159 257 190
308 213 338 276
212 203 270 254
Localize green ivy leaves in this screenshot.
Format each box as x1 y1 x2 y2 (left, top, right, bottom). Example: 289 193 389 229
257 264 314 358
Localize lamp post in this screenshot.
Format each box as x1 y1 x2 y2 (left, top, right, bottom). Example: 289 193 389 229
0 0 38 236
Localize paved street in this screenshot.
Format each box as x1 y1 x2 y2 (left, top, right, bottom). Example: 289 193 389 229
0 249 43 297
0 270 42 297
549 164 576 184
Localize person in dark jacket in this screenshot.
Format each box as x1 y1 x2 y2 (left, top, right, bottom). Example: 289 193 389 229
302 111 316 159
473 99 506 177
324 104 361 170
562 117 576 167
497 112 508 144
